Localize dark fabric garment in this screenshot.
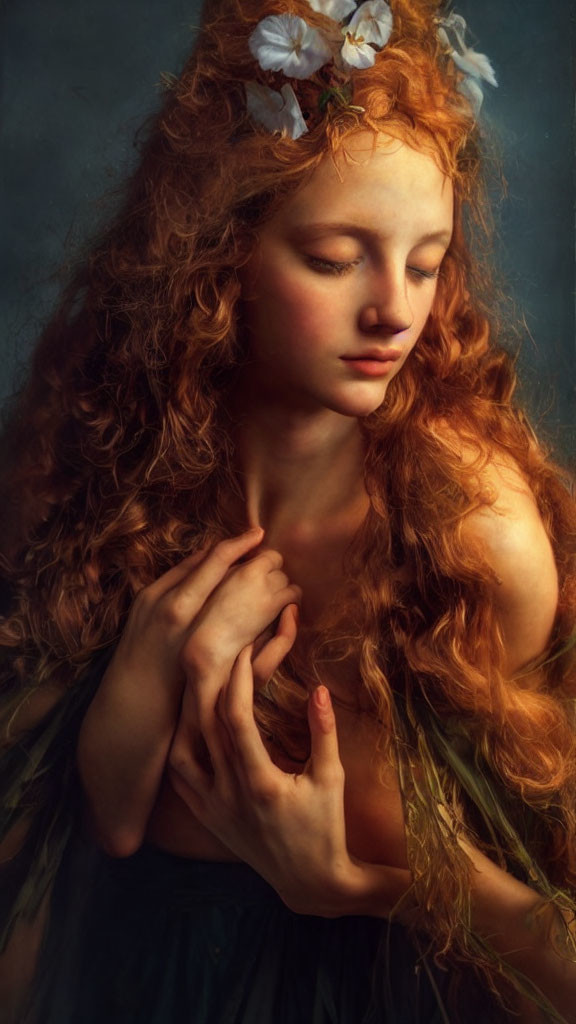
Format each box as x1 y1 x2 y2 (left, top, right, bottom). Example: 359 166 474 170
0 652 503 1023
23 834 495 1024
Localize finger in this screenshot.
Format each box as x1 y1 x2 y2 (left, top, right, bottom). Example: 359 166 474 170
182 677 235 783
263 568 290 592
174 527 265 599
252 604 299 689
199 713 234 783
265 574 303 609
139 529 264 607
305 686 344 787
241 548 284 573
135 542 212 603
264 584 302 634
224 646 278 777
215 688 237 762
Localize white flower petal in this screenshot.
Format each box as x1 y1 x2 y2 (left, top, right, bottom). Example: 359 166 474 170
348 1 393 48
245 81 284 131
307 0 356 21
451 48 497 88
458 76 485 117
245 81 308 139
340 34 377 70
249 14 332 80
279 83 309 138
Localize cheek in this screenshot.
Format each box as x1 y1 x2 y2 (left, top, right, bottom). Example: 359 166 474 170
249 274 336 348
406 286 437 352
415 284 438 325
395 289 437 368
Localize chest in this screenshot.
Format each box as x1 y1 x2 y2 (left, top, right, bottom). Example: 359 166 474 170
148 536 409 865
147 717 407 867
332 703 408 865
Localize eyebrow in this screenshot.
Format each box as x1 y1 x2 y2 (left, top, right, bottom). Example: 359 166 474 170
289 222 452 247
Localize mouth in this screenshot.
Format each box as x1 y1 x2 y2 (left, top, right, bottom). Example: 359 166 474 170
340 349 402 378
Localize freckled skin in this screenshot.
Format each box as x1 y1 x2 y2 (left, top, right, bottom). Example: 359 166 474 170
239 132 454 419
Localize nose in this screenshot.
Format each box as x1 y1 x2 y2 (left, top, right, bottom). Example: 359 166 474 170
358 267 413 335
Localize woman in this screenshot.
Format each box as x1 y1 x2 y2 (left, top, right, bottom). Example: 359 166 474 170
0 0 575 1021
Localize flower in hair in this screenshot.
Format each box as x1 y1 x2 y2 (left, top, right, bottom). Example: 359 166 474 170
438 12 497 115
340 0 394 70
246 1 394 137
245 81 308 138
248 14 333 79
308 0 357 18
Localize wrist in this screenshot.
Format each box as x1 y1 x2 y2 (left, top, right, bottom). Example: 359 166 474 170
333 856 414 919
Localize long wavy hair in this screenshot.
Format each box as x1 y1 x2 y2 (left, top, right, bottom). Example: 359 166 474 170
1 0 575 1011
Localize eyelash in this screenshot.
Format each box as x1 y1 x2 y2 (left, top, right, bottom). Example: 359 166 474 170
307 257 440 281
307 257 361 276
408 267 440 281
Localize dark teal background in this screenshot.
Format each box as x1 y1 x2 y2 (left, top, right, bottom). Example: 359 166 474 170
1 0 574 463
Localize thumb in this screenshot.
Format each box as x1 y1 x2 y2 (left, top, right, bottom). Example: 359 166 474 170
306 686 343 785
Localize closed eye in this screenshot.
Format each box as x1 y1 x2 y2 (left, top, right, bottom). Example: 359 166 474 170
407 266 440 281
308 257 441 281
307 257 361 276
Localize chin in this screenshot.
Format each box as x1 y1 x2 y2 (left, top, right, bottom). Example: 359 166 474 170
327 386 390 418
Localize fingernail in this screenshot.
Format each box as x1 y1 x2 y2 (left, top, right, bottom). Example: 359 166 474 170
315 685 330 709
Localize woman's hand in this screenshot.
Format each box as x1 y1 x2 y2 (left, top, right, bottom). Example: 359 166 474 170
78 527 282 856
107 527 270 698
180 546 302 679
169 644 412 918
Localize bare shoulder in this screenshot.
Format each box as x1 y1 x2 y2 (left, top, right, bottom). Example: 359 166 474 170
438 427 559 671
460 451 555 586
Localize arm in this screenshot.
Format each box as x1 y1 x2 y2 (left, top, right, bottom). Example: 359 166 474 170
456 461 574 1020
77 529 280 857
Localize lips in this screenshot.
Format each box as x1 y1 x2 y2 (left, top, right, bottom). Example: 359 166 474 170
340 348 402 363
339 348 402 379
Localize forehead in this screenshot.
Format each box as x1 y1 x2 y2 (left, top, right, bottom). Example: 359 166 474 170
266 132 454 240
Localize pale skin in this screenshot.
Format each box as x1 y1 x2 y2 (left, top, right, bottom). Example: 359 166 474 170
77 135 575 1022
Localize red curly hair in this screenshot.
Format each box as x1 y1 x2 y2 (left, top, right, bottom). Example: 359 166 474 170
1 0 575 1009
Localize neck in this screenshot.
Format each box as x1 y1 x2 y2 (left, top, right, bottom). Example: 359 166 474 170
228 397 368 546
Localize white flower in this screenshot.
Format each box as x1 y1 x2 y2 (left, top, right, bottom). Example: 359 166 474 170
340 0 393 71
348 0 393 46
249 14 333 80
340 34 377 69
438 13 497 87
245 81 308 139
306 0 356 20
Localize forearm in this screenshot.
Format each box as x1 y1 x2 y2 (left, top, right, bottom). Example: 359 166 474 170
346 847 575 1023
77 666 183 857
464 843 576 1023
334 843 569 1019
